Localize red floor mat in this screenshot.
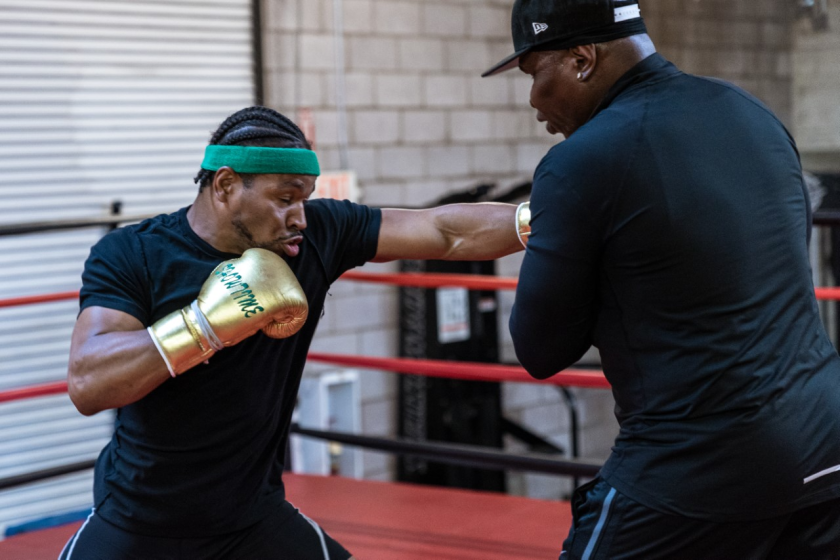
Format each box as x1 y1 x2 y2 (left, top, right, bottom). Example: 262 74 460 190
0 474 571 559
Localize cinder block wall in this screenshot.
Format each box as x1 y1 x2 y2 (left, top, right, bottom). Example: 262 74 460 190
642 0 794 124
792 0 840 170
261 0 804 498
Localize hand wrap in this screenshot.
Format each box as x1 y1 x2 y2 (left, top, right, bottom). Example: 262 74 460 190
516 201 531 248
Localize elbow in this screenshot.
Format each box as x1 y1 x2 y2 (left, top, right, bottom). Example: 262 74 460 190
522 361 560 380
439 235 465 261
513 346 566 380
67 367 103 417
514 340 592 380
510 333 558 379
510 319 592 380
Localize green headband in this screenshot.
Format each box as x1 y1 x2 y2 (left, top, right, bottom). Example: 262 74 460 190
200 145 321 176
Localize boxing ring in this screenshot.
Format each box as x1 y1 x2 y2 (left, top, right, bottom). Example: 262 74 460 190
0 271 604 558
1 213 839 558
0 473 573 560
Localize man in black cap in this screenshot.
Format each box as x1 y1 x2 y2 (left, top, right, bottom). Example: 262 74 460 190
488 1 840 558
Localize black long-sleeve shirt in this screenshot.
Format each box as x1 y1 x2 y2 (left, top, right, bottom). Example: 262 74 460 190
510 54 840 520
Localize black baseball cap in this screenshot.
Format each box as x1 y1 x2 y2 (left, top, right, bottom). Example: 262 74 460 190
482 0 647 77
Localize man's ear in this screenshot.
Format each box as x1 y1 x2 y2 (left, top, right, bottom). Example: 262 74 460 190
570 44 598 81
211 167 238 202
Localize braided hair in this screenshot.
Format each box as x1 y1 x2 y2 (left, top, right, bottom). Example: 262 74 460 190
194 106 312 191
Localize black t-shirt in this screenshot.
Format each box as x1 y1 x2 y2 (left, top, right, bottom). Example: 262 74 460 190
510 54 840 521
80 199 381 537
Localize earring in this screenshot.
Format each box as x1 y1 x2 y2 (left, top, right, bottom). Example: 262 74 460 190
577 72 583 81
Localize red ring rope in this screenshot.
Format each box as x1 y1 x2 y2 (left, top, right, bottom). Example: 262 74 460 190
815 287 840 301
0 381 68 404
340 271 520 291
2 275 840 309
307 353 609 389
0 353 609 405
0 291 80 308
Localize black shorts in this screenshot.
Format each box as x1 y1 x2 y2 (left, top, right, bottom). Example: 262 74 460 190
57 500 351 560
561 477 840 560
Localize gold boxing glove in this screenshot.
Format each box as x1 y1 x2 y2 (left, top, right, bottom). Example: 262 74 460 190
147 248 308 377
516 201 531 248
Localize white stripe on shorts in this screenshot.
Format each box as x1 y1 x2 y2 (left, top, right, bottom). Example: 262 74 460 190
58 508 95 560
804 463 840 484
299 510 330 560
581 488 617 560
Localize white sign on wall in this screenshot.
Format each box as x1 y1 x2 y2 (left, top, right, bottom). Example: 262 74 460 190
436 287 471 344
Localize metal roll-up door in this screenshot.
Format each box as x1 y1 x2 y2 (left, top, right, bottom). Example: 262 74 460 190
0 0 257 536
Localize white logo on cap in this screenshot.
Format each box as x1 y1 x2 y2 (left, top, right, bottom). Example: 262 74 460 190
533 22 548 35
614 4 641 22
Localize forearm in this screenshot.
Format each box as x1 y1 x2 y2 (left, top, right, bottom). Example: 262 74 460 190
434 202 523 261
510 248 597 379
510 305 593 379
68 330 170 415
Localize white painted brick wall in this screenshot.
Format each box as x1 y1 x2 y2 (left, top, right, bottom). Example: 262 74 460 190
348 37 398 70
445 40 493 72
793 0 840 155
424 76 469 107
378 146 427 178
375 75 423 106
374 2 421 35
300 0 323 31
346 147 377 180
473 144 515 174
469 76 510 106
342 0 374 33
402 111 447 144
266 0 297 31
399 39 445 71
450 110 494 142
402 179 451 207
422 4 468 36
467 6 511 39
299 34 336 71
361 182 406 206
352 111 400 144
516 142 552 173
428 145 471 177
340 72 374 108
493 110 536 140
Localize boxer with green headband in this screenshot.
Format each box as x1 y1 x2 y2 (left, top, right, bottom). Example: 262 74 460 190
66 105 526 560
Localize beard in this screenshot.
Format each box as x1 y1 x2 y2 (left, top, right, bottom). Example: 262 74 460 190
231 214 299 255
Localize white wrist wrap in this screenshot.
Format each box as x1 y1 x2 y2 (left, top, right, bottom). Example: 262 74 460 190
147 326 176 378
190 300 224 352
516 201 531 248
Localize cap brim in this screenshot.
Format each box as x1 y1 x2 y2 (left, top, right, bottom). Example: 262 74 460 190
481 47 532 78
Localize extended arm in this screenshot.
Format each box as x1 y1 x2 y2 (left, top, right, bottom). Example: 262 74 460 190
372 202 523 262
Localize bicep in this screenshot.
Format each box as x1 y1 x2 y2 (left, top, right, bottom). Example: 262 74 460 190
68 306 171 415
373 208 448 263
70 306 146 356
